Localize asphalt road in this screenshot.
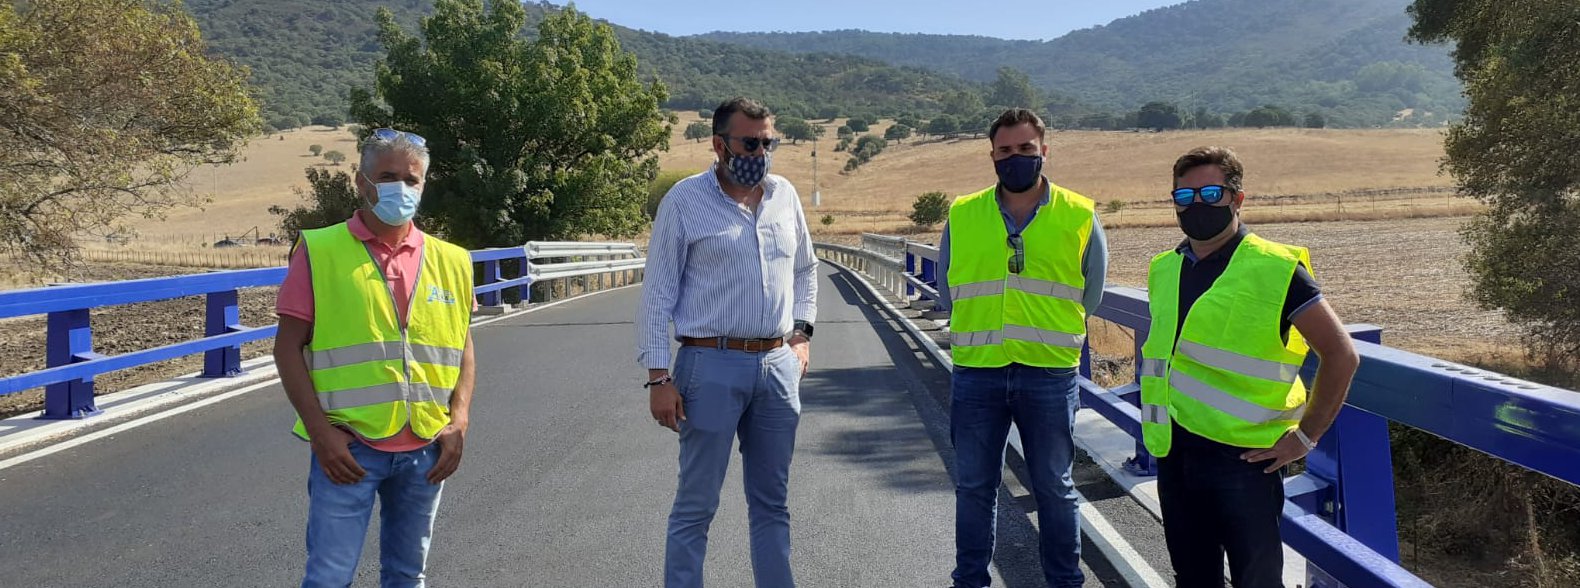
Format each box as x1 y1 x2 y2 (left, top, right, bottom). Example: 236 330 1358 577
0 265 1149 587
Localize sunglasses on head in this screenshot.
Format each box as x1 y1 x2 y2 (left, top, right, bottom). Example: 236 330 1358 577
1007 234 1025 274
370 127 427 149
1171 185 1230 207
718 135 781 153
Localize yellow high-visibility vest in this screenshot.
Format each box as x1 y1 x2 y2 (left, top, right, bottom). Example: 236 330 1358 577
291 222 473 441
1139 233 1312 456
946 183 1094 368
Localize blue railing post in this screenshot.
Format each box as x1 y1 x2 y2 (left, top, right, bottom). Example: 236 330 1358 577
904 250 917 298
919 255 936 292
1303 325 1401 562
202 290 243 377
41 309 102 419
1124 326 1157 475
479 259 501 307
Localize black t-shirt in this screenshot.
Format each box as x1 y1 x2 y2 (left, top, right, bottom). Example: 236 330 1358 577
1174 224 1322 344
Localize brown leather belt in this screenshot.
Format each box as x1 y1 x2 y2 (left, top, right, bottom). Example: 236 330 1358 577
680 336 785 353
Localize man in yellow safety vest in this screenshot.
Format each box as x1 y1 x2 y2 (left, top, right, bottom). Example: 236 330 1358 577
935 108 1109 588
1141 146 1359 587
274 128 477 587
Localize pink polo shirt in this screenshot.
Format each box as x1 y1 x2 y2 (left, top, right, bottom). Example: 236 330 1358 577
276 211 466 452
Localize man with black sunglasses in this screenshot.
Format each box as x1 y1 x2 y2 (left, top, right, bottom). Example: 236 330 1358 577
637 96 817 588
1140 146 1358 587
934 108 1108 588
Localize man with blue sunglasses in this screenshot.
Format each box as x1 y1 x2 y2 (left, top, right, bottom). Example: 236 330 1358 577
1139 146 1358 587
934 108 1108 588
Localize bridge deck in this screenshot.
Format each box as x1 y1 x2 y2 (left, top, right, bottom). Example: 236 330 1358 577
0 266 1141 586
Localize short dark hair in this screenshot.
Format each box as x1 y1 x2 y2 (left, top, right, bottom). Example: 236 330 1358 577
988 108 1046 142
712 97 772 136
1173 146 1244 192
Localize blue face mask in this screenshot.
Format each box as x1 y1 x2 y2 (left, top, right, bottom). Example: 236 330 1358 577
724 149 772 187
364 173 421 225
995 154 1044 194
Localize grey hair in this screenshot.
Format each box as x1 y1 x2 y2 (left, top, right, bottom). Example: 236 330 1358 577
359 133 430 175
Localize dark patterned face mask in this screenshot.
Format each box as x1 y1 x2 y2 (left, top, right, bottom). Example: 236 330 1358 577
725 150 772 187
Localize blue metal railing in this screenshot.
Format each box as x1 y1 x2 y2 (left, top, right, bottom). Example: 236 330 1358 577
0 243 644 420
835 234 1580 587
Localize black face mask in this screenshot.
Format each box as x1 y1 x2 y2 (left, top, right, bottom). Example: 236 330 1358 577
1176 203 1236 241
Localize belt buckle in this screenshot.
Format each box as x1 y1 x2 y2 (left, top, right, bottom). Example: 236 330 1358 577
741 338 764 353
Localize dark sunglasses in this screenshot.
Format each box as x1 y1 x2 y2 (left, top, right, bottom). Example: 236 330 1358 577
370 127 427 149
1007 234 1025 274
718 134 781 153
1171 185 1229 206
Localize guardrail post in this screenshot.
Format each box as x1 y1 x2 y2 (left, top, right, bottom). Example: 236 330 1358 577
202 290 243 378
479 259 501 307
905 250 916 298
920 253 936 291
1302 325 1401 562
41 309 102 419
1124 327 1158 476
518 258 532 305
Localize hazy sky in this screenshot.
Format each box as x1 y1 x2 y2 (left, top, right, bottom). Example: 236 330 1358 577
555 1 1189 41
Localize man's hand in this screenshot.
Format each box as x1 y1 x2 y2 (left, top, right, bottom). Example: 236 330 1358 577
789 334 811 379
309 425 366 485
427 420 467 484
650 380 686 433
1241 429 1312 474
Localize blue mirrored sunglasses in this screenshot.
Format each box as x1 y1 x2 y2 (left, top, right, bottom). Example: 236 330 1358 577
370 127 427 149
1171 185 1228 206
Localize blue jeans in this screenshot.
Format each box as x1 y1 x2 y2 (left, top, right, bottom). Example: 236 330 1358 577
666 346 802 588
303 440 444 588
951 364 1083 588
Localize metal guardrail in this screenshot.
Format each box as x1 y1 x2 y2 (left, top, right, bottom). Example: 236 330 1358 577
0 240 645 419
814 235 1580 588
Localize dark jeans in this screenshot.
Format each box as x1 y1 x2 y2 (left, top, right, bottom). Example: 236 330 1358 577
950 364 1083 588
1158 423 1285 588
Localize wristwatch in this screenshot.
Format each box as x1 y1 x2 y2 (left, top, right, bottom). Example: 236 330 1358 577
1293 427 1318 450
793 320 814 340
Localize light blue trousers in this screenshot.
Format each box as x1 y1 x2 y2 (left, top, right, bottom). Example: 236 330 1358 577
665 345 802 588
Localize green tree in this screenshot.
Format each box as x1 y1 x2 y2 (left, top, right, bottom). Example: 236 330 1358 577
927 115 960 137
846 117 870 132
1304 112 1327 128
896 115 923 129
837 125 854 138
270 167 362 243
309 144 324 156
778 116 815 144
1137 101 1184 131
884 124 913 142
820 214 834 226
323 150 347 166
987 66 1039 109
0 0 259 265
834 136 853 152
1409 0 1580 371
350 1 670 247
683 121 710 142
1243 105 1297 128
852 135 886 164
909 191 950 227
943 90 984 118
842 157 859 173
312 113 345 128
698 109 713 119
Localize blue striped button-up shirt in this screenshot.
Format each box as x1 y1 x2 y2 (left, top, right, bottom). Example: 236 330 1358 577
636 166 819 369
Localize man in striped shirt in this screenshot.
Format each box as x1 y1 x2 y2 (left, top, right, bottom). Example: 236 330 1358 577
636 97 818 588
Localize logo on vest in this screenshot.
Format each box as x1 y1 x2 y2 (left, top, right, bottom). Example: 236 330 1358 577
426 285 457 305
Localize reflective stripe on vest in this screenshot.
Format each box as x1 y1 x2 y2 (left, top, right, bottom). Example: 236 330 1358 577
945 184 1094 368
1137 233 1313 457
310 341 465 371
319 381 455 412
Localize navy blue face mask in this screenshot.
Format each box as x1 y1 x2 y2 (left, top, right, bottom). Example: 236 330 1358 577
995 154 1043 194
